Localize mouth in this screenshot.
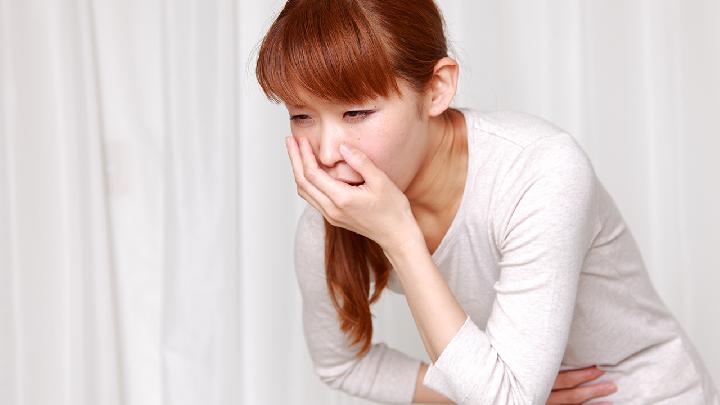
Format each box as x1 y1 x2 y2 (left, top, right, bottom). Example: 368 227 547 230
337 178 365 186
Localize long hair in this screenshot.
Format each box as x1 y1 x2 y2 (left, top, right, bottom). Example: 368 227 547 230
255 0 451 359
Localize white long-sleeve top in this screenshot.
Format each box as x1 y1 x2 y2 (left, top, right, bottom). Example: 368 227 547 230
293 108 720 404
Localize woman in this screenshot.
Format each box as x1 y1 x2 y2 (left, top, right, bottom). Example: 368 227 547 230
255 1 720 404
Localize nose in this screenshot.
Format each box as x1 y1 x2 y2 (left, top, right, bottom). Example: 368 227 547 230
314 124 344 170
303 122 363 184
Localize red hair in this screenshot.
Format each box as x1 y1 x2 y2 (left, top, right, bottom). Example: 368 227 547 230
255 0 451 359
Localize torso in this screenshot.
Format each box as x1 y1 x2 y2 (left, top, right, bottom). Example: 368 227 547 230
389 108 720 404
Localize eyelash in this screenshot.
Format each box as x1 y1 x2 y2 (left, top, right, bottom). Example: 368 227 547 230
290 110 374 122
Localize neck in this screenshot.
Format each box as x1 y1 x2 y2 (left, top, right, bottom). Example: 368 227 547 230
404 108 468 219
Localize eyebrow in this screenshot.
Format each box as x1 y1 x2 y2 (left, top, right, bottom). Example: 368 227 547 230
289 103 377 110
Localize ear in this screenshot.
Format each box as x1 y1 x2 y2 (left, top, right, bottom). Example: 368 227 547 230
425 57 460 117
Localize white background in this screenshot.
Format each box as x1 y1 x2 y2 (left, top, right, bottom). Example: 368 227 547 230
1 0 718 404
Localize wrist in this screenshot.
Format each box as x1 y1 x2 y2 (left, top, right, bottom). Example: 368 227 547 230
381 225 427 269
379 204 426 264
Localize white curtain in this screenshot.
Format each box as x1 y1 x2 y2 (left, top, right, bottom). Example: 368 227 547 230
0 1 718 404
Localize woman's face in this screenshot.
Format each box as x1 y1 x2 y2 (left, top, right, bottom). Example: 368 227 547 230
285 80 431 192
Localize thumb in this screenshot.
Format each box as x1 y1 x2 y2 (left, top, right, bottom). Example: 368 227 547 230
339 143 386 186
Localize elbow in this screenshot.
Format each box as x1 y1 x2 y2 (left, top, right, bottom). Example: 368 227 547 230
316 373 344 390
453 372 542 405
313 361 357 391
504 381 548 405
501 376 545 405
313 359 379 400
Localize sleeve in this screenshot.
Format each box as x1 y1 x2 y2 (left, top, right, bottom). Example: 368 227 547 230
421 133 600 405
293 204 424 404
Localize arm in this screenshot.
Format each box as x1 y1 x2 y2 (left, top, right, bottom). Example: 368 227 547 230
413 362 455 404
294 204 427 404
384 133 600 405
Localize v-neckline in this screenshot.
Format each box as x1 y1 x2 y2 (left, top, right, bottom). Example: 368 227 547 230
428 107 474 262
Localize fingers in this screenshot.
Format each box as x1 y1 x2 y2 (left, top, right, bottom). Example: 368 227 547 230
285 136 335 214
297 187 324 217
548 366 617 405
553 366 604 389
297 136 355 207
546 381 618 405
338 143 384 187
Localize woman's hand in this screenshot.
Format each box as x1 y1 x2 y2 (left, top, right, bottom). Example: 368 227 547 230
285 136 422 251
547 365 617 404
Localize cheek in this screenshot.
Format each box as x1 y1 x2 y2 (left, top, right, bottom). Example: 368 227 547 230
353 123 418 187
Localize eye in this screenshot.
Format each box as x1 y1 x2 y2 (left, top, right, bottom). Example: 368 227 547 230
288 110 375 123
289 114 310 122
344 110 374 121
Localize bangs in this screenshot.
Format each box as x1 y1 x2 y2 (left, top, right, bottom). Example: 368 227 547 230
255 0 402 106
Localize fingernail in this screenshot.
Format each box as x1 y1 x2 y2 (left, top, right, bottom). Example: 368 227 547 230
605 382 618 391
339 143 351 155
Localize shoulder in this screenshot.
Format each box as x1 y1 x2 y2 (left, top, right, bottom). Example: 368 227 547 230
488 118 598 220
486 127 600 253
293 204 327 283
296 203 325 243
470 109 595 181
476 109 572 149
522 132 595 177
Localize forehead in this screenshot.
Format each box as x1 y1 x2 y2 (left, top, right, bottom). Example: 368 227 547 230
287 87 370 109
286 80 415 109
